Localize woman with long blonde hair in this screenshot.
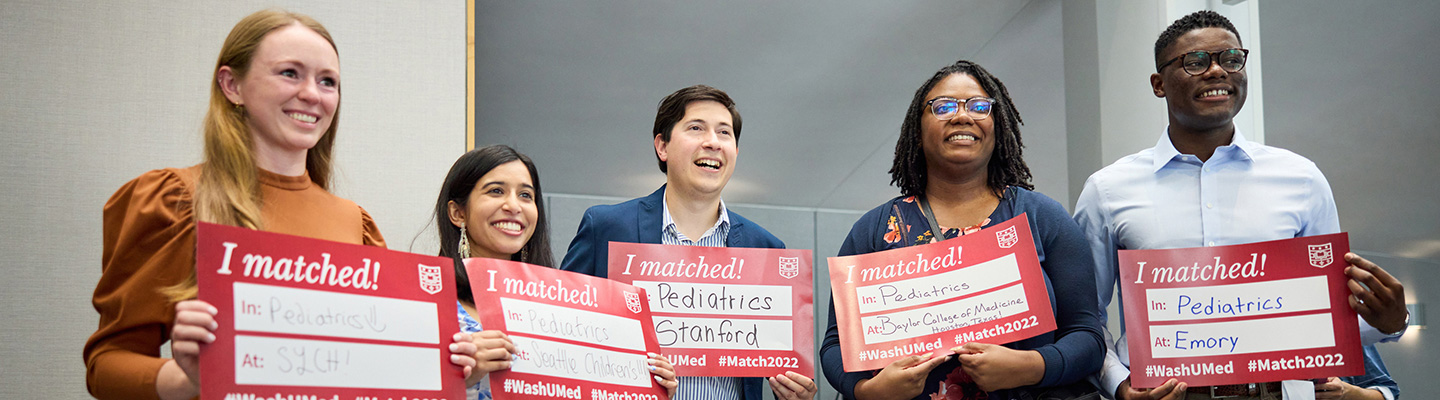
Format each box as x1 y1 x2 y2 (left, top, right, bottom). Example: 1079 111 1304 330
83 9 479 399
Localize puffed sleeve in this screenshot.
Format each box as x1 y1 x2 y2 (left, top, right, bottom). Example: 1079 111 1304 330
84 168 197 400
359 206 386 248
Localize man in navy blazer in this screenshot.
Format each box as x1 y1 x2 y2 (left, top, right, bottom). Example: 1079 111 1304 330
560 185 783 279
562 85 816 400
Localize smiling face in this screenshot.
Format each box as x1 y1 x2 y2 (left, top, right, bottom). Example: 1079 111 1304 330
219 23 340 164
655 100 738 199
920 73 996 173
1152 27 1248 132
449 160 538 260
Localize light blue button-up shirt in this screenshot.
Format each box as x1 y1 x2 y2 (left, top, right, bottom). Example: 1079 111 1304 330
1074 130 1395 396
660 192 742 400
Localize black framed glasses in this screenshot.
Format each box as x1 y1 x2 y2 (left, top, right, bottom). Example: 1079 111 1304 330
925 96 995 121
1157 48 1249 75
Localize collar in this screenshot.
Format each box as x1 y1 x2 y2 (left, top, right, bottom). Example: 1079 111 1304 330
257 168 312 191
1152 128 1258 172
661 189 730 241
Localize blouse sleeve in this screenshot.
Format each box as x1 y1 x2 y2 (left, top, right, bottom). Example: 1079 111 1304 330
84 169 197 400
1027 196 1106 387
820 205 886 399
359 206 386 249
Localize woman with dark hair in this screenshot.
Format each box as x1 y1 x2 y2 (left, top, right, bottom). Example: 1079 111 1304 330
83 9 479 400
434 145 679 400
819 60 1105 400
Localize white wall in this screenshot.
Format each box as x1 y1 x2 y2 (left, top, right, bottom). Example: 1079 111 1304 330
0 1 464 397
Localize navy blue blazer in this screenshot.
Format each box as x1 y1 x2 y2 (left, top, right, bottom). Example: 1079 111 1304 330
560 185 784 400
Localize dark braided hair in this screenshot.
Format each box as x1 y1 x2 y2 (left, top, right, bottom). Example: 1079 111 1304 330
1154 10 1242 68
889 60 1031 199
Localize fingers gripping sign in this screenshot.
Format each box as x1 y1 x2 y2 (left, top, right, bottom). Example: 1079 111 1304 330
647 353 679 399
951 342 1044 392
854 352 951 400
1117 378 1187 400
1344 252 1408 335
768 371 818 400
171 300 220 386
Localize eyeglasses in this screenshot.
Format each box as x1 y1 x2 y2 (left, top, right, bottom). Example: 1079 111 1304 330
1156 48 1249 76
925 96 995 121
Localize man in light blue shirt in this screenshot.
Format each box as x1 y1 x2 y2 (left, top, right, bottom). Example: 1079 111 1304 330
1073 10 1407 400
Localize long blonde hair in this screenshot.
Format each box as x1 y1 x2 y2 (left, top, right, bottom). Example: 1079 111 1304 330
166 9 340 301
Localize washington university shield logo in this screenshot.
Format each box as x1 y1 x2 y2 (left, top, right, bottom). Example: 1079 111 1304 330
777 256 800 279
624 291 643 314
996 226 1019 249
1309 243 1335 268
417 264 443 295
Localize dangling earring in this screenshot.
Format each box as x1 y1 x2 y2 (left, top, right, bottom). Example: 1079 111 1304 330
457 224 470 258
521 248 529 263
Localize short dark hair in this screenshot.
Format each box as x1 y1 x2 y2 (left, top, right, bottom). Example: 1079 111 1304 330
433 145 554 303
1154 10 1243 67
890 60 1032 198
652 85 742 173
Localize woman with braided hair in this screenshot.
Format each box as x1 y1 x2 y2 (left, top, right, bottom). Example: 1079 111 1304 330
819 60 1105 400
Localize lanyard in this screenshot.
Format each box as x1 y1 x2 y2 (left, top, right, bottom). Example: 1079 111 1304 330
918 194 945 240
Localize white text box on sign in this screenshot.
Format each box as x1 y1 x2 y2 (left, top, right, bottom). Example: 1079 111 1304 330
652 316 794 350
233 335 440 390
498 297 647 351
630 280 793 317
854 254 1021 314
231 282 439 344
859 284 1031 344
1149 313 1336 358
509 335 653 388
1145 276 1331 322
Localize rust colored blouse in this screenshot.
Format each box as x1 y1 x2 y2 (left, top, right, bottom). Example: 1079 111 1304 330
83 165 385 399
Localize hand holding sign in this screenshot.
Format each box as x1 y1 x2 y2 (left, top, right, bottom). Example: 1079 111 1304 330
1116 378 1186 400
767 371 819 400
168 299 219 392
648 353 680 398
952 342 1045 391
464 330 517 387
853 352 950 400
1343 253 1408 335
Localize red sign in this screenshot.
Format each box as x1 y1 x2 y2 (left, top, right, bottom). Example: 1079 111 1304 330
606 243 815 377
1118 233 1363 388
196 222 464 400
465 258 668 400
826 214 1057 372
